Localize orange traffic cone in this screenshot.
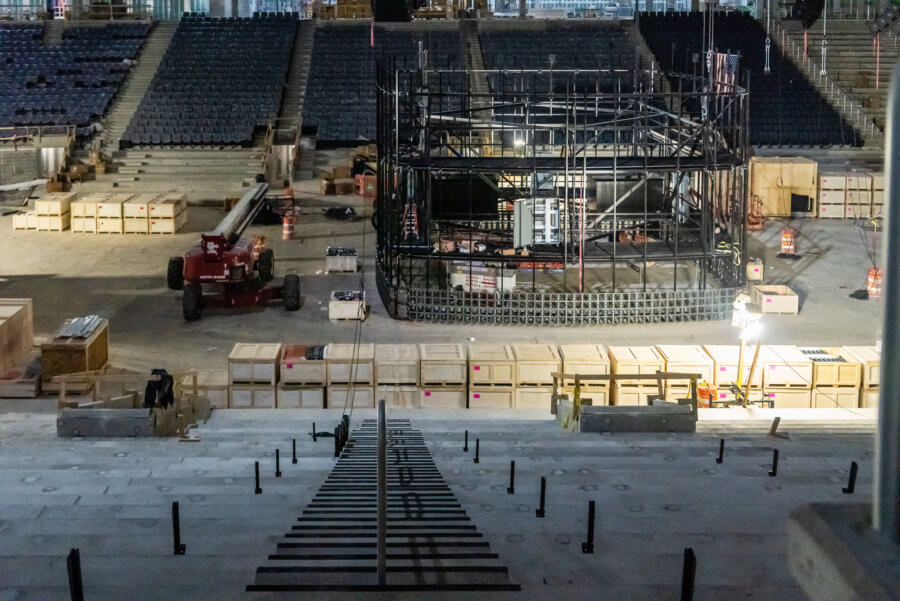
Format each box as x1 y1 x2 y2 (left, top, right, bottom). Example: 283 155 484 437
282 214 294 241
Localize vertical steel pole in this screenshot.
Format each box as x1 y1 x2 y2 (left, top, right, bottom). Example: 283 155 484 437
377 399 387 584
874 63 899 543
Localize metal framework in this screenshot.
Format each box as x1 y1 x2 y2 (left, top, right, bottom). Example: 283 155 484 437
375 63 750 324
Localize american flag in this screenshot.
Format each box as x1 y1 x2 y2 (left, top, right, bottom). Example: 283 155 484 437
712 52 740 93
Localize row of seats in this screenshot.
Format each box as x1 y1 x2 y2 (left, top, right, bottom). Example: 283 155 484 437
0 22 148 133
121 13 297 148
638 12 862 147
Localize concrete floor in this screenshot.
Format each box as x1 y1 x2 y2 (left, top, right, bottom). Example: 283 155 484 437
0 406 876 600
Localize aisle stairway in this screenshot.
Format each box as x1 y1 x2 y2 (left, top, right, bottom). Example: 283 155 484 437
278 19 315 127
247 418 519 593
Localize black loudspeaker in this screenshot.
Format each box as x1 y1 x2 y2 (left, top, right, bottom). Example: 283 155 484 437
432 176 499 219
790 0 825 29
372 0 414 21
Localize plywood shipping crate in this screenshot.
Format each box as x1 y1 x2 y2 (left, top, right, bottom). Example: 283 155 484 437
325 343 374 385
228 343 282 385
419 387 467 408
378 384 418 408
419 344 467 386
37 213 71 231
72 216 98 233
281 344 326 385
764 388 811 409
228 384 276 408
703 345 763 388
150 209 187 234
812 388 859 409
328 290 366 321
276 384 325 408
72 193 109 218
749 156 817 217
149 193 187 218
180 369 228 409
608 346 665 385
328 385 375 408
655 345 714 387
96 194 132 218
613 385 660 406
0 299 34 374
41 317 109 382
559 344 610 389
469 387 515 409
515 387 553 411
12 212 36 230
511 344 561 387
860 387 879 408
123 194 159 218
761 345 813 388
35 191 76 215
799 347 861 388
752 285 799 315
325 247 358 273
468 344 515 387
842 346 880 388
374 344 419 385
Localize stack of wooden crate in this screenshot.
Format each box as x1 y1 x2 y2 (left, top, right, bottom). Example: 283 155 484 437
278 345 326 408
374 344 419 408
227 343 282 408
558 344 610 406
419 344 467 408
180 369 228 409
325 343 375 408
123 194 161 234
608 346 664 405
818 172 848 218
760 345 813 408
72 193 103 233
844 172 875 219
656 345 715 402
842 346 880 408
149 193 187 234
703 344 763 404
468 344 516 408
872 173 885 219
36 192 75 231
97 193 132 233
818 171 883 219
801 347 862 409
511 344 560 410
12 211 38 230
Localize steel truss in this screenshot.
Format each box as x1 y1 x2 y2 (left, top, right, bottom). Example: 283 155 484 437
375 63 750 325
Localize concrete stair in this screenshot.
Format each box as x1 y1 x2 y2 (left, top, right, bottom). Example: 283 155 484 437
278 20 315 127
42 20 65 45
95 22 178 151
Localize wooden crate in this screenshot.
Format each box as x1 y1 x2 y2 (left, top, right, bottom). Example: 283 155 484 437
149 194 187 218
73 193 110 218
559 344 610 388
0 299 33 374
37 213 70 231
228 384 276 408
761 345 813 388
41 318 109 382
419 344 467 386
374 344 419 385
799 347 861 388
655 345 713 387
511 344 561 387
149 210 187 234
377 384 418 408
35 191 76 215
96 194 132 218
72 217 97 233
123 194 159 218
612 384 659 406
180 369 228 409
469 387 514 409
325 343 374 385
124 218 149 234
764 388 810 409
812 387 859 410
749 156 817 217
819 172 847 190
702 345 763 388
276 384 325 408
419 387 466 408
468 344 515 387
97 218 123 234
752 285 799 315
228 343 282 385
560 386 609 406
842 346 880 388
328 290 366 321
819 189 846 205
860 387 879 408
325 247 358 273
515 387 553 411
608 346 665 386
281 344 326 385
12 212 36 230
327 385 375 408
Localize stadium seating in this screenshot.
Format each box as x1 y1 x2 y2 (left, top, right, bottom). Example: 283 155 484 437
0 22 149 135
638 12 861 147
121 13 297 149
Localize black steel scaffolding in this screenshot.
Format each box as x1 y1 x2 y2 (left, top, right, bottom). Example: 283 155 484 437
375 62 750 324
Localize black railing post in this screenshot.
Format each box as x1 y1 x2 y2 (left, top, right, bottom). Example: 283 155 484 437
680 547 696 601
464 430 468 452
769 449 779 477
474 438 480 463
507 460 515 494
536 476 546 518
312 422 317 442
254 461 262 494
582 500 595 554
275 449 282 478
172 501 186 555
842 461 858 494
334 426 341 457
67 548 84 601
292 438 297 464
716 438 724 464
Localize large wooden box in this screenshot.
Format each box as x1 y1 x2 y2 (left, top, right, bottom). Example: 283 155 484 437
228 343 282 385
228 384 276 408
37 213 70 231
765 388 810 409
181 369 228 409
469 387 514 409
0 299 34 374
812 387 859 409
419 344 467 386
41 318 109 382
328 385 375 408
655 345 714 388
123 218 149 234
325 343 374 385
377 385 418 408
149 194 187 218
612 384 658 406
749 156 817 217
842 346 880 388
374 344 419 385
860 387 879 408
559 344 610 388
123 194 159 218
511 344 560 387
329 290 366 321
97 218 123 234
515 387 554 411
149 210 187 234
418 387 466 408
608 346 665 386
35 191 76 215
325 247 358 273
703 344 763 388
800 347 861 388
468 344 515 387
276 384 325 409
761 345 813 388
753 285 799 315
281 345 326 385
96 195 131 218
